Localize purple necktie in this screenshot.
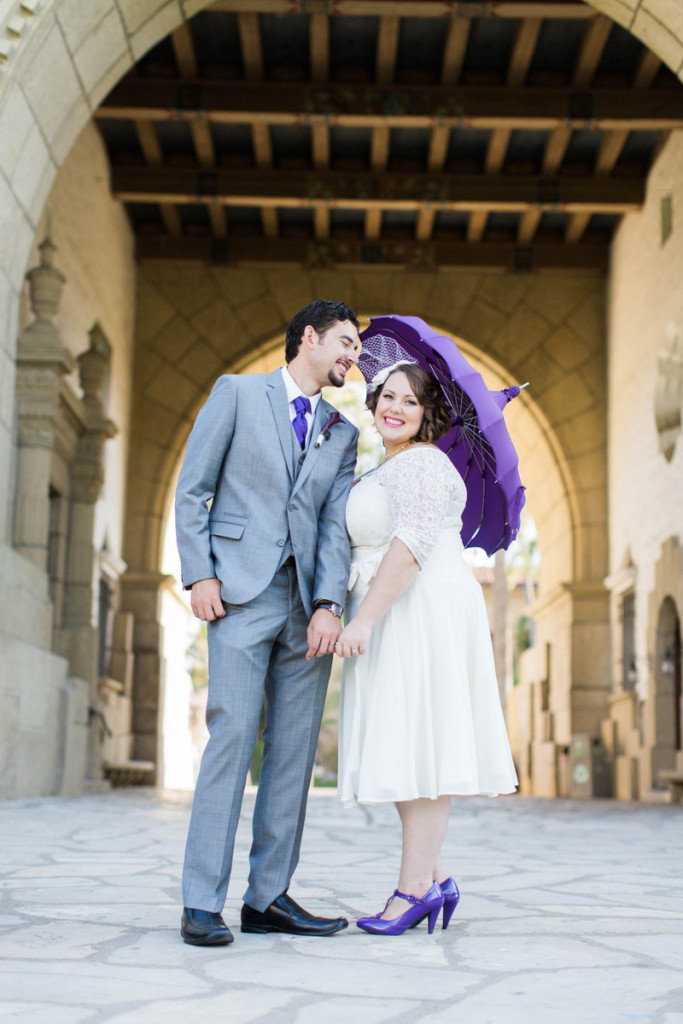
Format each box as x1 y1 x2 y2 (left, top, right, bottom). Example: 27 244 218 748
292 395 311 450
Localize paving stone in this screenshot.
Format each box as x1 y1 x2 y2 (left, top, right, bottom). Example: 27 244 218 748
0 1004 95 1023
290 997 425 1024
0 921 125 960
104 989 298 1024
0 790 681 1021
0 960 210 1005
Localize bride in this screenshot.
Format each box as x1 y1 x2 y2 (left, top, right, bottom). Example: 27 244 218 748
335 361 518 936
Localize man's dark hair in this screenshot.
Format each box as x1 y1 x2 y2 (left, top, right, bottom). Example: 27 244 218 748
285 300 359 363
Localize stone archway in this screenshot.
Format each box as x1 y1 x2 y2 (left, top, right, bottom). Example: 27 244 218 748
0 0 680 791
127 263 603 774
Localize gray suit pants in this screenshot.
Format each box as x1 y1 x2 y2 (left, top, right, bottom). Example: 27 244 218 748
182 560 332 913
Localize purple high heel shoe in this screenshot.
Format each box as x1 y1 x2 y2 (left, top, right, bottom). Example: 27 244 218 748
356 882 444 935
440 877 460 929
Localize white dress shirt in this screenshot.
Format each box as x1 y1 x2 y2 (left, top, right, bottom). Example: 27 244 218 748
281 366 321 449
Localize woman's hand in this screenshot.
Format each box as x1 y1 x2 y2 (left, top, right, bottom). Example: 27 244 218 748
335 618 372 659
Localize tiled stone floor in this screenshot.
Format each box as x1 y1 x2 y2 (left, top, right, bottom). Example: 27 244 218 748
1 788 683 1022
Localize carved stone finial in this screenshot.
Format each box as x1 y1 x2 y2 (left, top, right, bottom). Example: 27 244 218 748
26 235 65 322
78 322 111 401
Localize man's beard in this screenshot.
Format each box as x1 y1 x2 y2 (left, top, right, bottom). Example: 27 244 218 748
327 367 345 388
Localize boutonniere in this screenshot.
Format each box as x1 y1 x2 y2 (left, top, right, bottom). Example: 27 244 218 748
314 410 344 448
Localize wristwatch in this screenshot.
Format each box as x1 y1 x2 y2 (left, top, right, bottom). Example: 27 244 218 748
314 600 343 618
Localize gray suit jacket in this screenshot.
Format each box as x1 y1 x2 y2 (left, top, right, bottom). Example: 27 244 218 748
175 369 359 616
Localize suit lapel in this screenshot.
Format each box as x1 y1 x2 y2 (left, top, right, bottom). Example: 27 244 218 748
292 398 334 495
266 370 294 483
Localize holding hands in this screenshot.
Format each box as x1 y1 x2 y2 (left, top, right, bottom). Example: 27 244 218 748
335 617 371 659
307 607 372 660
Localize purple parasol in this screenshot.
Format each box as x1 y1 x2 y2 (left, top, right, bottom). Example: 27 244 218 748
358 314 526 555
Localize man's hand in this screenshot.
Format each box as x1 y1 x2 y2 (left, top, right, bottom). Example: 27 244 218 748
190 578 226 621
306 608 342 659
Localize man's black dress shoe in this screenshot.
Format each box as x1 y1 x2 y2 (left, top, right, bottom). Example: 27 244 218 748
181 907 234 946
241 892 348 936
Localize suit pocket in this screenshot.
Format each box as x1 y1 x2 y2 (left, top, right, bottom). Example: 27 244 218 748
209 512 247 540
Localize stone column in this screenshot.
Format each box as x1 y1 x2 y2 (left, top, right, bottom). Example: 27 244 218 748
120 570 173 780
59 324 117 686
14 237 74 569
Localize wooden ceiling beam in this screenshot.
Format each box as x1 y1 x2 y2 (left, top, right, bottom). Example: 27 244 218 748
517 123 573 244
99 81 683 132
485 14 539 239
370 125 391 171
136 234 609 272
415 208 436 241
311 123 330 168
314 206 330 239
517 210 542 243
207 205 228 238
467 210 488 242
251 120 277 238
422 122 450 241
135 120 163 165
376 15 400 85
368 124 390 237
517 125 571 243
207 1 599 21
171 23 198 78
310 13 329 81
427 126 450 172
238 11 264 80
565 124 629 244
634 48 661 88
572 14 612 89
112 166 644 213
134 121 184 239
261 207 279 238
470 126 512 240
595 128 629 175
542 126 572 174
507 17 541 87
441 19 469 86
365 208 383 239
252 122 273 166
172 21 226 237
159 204 182 237
485 127 512 174
565 211 592 243
190 121 217 167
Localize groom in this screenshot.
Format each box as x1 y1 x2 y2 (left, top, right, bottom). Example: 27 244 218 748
175 300 360 946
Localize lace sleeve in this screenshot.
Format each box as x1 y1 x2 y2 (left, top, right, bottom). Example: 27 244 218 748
384 448 455 568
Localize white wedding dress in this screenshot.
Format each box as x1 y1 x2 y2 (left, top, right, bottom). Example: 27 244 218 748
338 445 518 805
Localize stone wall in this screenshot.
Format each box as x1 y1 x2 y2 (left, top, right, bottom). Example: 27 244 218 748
0 119 136 797
605 129 683 798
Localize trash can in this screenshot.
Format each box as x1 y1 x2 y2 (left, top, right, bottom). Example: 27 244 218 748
569 734 611 798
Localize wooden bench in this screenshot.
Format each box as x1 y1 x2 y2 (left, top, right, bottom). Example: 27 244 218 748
103 760 156 787
659 770 683 803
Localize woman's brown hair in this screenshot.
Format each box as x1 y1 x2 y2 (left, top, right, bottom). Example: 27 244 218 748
367 363 452 444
